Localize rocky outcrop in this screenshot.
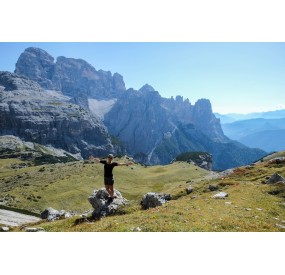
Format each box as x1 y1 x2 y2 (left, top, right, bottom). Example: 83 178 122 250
192 99 225 141
176 152 213 170
141 192 172 209
41 207 73 221
266 173 285 184
0 72 115 159
0 70 42 91
0 135 79 164
15 47 56 90
88 188 128 218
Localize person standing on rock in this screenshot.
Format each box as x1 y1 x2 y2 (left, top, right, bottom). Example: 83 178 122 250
89 154 133 202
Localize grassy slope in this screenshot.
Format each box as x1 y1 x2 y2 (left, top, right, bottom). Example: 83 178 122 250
0 157 207 214
1 153 285 232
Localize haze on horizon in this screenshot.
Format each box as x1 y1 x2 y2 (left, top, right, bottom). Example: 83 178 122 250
0 42 284 115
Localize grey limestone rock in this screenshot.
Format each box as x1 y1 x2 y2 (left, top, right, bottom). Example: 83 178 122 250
266 173 285 184
15 47 56 90
141 192 171 209
15 48 126 109
186 185 193 194
0 71 114 159
209 185 219 191
40 207 73 221
41 207 60 221
212 192 228 199
0 226 10 232
88 188 128 218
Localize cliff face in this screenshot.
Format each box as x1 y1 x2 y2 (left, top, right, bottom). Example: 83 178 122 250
10 47 267 169
0 72 114 158
14 47 55 90
104 85 265 169
15 47 126 110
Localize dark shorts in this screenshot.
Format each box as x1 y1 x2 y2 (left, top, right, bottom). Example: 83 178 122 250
104 176 114 185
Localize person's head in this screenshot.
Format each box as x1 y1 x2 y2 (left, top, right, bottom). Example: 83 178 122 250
107 154 114 163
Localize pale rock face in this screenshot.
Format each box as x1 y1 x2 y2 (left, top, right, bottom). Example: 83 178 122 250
15 47 55 90
0 72 114 158
15 47 126 111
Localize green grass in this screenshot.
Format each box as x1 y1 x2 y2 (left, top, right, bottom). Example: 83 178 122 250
2 153 285 232
0 158 208 213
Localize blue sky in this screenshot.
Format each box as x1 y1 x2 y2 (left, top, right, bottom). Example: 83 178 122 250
0 42 284 114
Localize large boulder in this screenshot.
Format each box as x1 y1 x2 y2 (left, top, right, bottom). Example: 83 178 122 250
141 192 171 210
88 188 128 218
41 207 72 221
41 207 60 221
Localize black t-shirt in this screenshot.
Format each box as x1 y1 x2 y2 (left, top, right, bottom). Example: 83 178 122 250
100 160 118 177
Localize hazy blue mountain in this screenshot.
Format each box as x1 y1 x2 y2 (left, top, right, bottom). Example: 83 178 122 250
221 118 285 152
239 129 285 153
215 109 285 124
214 113 236 124
222 118 285 140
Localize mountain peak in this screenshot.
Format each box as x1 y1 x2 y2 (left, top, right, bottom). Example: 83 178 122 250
139 84 155 93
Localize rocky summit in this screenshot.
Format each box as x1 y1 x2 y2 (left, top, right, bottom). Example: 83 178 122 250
0 47 268 170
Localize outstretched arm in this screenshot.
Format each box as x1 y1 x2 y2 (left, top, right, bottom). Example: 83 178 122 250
89 156 101 163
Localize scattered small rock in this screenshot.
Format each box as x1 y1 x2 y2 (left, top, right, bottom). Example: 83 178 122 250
225 202 232 205
0 226 10 232
245 208 252 211
212 192 228 199
269 158 285 164
209 185 219 191
186 185 193 194
276 224 285 229
132 227 142 232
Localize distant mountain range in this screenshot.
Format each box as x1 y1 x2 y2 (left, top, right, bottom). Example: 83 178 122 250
216 113 285 153
215 110 285 124
0 47 267 170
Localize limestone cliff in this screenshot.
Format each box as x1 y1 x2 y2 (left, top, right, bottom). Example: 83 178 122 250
0 72 114 158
